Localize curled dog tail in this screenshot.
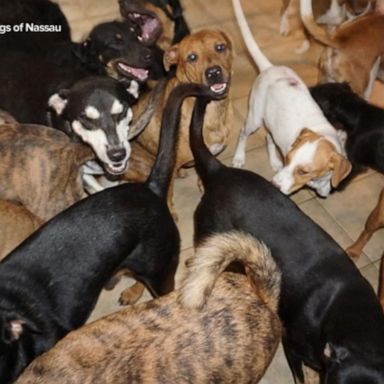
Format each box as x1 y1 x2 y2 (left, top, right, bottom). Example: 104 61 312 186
299 0 339 48
146 83 222 198
232 0 272 71
179 231 281 313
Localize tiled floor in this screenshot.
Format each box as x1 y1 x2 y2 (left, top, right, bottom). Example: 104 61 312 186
56 0 384 382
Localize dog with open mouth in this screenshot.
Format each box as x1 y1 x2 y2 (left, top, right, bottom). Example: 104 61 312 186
119 0 190 51
48 77 135 178
123 29 233 210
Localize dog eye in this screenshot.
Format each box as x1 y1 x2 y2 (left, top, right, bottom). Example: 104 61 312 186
187 52 198 63
297 168 309 176
215 43 226 53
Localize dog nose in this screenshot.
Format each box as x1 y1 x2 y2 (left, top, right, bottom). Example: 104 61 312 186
107 147 127 162
205 66 223 82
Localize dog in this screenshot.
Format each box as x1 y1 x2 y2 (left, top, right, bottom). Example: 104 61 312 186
15 231 281 384
0 119 93 223
0 200 42 261
0 0 71 51
0 83 219 384
300 0 384 99
47 76 138 178
189 87 384 382
0 18 156 125
119 0 190 51
232 0 351 197
123 29 233 206
280 0 375 37
310 82 384 259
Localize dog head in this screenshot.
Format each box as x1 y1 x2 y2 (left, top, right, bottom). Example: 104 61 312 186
119 0 163 46
163 29 233 97
272 128 351 197
78 20 153 85
322 342 384 383
48 77 135 176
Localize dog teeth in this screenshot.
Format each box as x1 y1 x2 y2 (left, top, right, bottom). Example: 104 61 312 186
138 35 143 42
210 83 227 93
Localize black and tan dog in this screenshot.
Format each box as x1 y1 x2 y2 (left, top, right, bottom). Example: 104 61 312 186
189 96 384 383
16 231 281 384
119 0 190 50
0 83 218 384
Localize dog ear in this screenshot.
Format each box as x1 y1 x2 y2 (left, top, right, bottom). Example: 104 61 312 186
48 90 70 116
330 152 352 188
0 313 41 344
219 30 234 59
73 143 95 166
163 44 179 71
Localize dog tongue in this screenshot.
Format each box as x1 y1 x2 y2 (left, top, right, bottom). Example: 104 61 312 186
141 18 158 41
118 63 149 81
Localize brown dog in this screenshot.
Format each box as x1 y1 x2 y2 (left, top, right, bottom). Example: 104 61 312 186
0 121 94 223
0 200 42 261
123 29 233 206
16 231 281 384
300 0 384 98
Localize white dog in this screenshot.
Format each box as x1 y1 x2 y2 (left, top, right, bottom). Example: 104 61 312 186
232 0 351 197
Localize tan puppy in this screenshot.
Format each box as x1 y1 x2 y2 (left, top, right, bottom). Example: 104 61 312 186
124 29 233 204
0 200 42 261
0 122 94 222
300 0 384 98
16 231 281 384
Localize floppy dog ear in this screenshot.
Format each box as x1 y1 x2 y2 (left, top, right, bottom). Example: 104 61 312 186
48 89 70 116
330 152 352 188
0 313 41 344
163 44 179 71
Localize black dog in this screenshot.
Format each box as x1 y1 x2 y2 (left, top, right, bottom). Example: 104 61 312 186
189 97 384 383
310 82 384 176
0 83 218 383
0 0 70 51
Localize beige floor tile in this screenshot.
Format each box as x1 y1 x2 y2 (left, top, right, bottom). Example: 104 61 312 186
360 262 380 293
299 198 372 268
77 0 119 18
317 173 384 263
56 0 86 23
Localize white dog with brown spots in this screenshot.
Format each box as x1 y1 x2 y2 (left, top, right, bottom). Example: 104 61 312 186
232 0 351 197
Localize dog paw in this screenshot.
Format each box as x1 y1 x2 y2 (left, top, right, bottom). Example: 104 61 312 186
119 282 145 306
295 40 310 54
232 156 245 168
279 15 291 36
345 246 361 260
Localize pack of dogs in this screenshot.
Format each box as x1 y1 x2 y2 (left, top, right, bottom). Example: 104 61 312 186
0 0 382 382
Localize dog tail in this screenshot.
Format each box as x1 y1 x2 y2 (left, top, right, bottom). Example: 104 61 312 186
179 231 281 313
189 96 226 185
299 0 339 48
232 0 272 71
146 83 222 198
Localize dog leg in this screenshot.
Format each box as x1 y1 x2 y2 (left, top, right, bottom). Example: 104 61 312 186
280 0 293 36
378 254 384 310
363 56 381 100
283 341 306 384
232 83 265 168
346 187 384 259
266 134 283 172
302 365 320 384
119 281 146 305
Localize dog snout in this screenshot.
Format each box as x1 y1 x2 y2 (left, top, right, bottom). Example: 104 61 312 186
107 147 127 162
205 66 223 84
